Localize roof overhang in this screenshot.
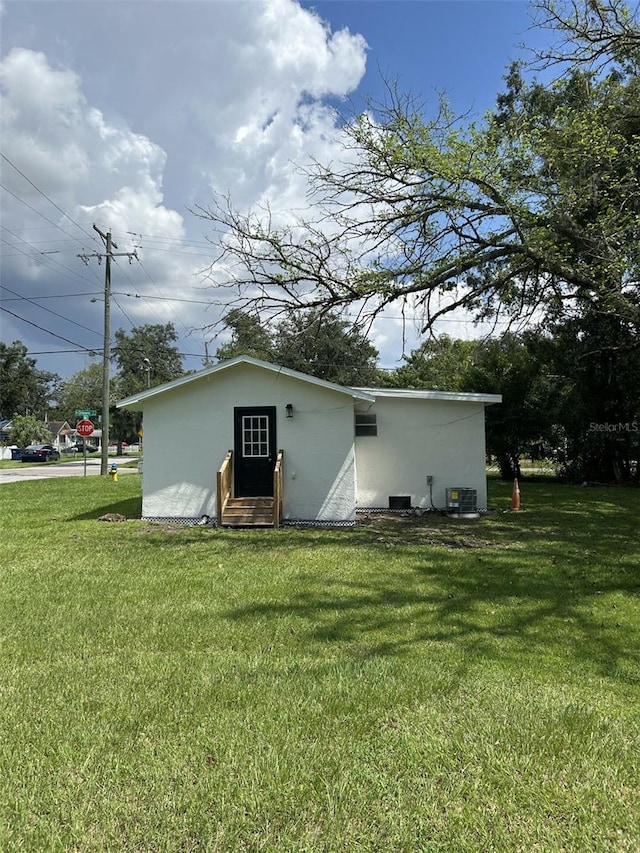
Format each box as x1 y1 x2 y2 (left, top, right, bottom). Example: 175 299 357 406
354 388 502 405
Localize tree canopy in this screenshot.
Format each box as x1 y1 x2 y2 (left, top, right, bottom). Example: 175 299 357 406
113 324 185 398
0 340 59 420
53 362 104 422
214 308 380 386
214 309 276 363
9 414 51 448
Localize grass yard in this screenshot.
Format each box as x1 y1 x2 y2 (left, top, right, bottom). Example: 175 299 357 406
1 475 639 852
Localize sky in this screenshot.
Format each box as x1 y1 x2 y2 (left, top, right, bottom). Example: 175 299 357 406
0 0 549 383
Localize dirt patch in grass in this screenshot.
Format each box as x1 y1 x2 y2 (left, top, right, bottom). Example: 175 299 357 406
357 512 500 549
130 513 505 548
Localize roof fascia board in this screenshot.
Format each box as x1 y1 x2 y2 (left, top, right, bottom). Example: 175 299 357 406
354 388 502 405
117 356 376 409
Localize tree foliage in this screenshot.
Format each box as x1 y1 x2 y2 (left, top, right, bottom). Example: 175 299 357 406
214 309 380 386
0 340 60 420
9 414 51 448
113 324 185 398
214 309 275 363
53 362 104 422
547 314 640 482
110 324 185 446
463 333 562 480
273 310 379 385
385 336 478 391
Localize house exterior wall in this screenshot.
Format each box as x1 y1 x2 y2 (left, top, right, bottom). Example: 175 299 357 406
140 363 357 521
354 396 490 510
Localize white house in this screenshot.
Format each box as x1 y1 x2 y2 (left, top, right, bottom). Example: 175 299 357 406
117 356 501 526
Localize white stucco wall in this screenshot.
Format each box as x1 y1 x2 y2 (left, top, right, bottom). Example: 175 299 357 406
354 396 490 510
138 363 357 521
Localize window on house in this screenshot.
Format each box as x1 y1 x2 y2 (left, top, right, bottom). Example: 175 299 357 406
242 415 269 457
355 412 377 436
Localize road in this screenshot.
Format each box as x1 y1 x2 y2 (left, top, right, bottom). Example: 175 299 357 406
0 457 138 484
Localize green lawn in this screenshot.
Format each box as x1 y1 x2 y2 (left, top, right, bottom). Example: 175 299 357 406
1 475 639 851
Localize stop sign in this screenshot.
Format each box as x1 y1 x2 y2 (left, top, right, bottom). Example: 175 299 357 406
77 419 94 437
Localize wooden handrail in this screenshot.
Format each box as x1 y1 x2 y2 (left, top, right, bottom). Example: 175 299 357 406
216 450 233 526
273 449 284 529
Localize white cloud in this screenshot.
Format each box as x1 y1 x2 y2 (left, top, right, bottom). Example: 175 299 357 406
0 46 183 234
0 49 90 197
0 1 375 376
0 44 196 359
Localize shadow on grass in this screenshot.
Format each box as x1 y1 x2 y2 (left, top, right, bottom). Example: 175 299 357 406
214 483 640 686
87 479 637 685
72 494 142 521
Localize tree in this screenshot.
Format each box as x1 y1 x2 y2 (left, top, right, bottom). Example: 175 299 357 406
195 2 639 340
54 362 104 422
386 335 478 391
113 324 185 398
194 2 639 483
547 314 640 482
9 414 51 448
463 333 561 480
213 308 380 386
273 309 379 386
112 324 185 448
0 340 60 419
214 309 275 362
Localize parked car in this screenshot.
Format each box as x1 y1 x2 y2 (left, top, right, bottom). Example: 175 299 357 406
73 441 99 453
20 444 61 463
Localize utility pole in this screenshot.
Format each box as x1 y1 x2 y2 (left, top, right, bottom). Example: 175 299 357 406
79 226 137 475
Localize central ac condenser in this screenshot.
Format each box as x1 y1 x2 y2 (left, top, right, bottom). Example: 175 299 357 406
446 487 478 515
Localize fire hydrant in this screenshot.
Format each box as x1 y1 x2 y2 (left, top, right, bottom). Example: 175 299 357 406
109 463 118 482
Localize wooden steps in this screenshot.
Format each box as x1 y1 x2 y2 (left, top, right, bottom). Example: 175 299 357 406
221 497 275 527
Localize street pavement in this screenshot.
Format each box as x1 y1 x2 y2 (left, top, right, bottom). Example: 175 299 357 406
0 456 138 484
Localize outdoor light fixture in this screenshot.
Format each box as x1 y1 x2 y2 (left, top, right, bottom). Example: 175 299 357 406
285 403 294 419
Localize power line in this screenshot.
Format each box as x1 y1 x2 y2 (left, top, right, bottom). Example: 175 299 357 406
115 230 215 248
1 285 102 339
26 349 96 355
0 183 99 253
112 295 137 328
1 153 99 245
0 291 101 302
0 306 95 350
0 230 101 288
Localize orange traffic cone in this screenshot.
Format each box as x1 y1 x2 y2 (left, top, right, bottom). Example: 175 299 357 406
510 477 521 511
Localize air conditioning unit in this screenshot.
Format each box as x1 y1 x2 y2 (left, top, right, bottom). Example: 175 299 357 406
446 487 478 516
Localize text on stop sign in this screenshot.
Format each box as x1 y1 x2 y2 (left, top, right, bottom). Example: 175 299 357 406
77 419 95 437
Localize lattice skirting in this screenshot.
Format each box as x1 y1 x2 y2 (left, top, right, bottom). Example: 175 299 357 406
142 516 212 526
139 508 432 527
140 515 358 528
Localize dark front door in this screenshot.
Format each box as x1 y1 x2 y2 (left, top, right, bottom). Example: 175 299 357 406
233 407 277 497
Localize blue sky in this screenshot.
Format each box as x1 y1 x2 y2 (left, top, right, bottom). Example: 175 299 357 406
302 1 538 116
0 0 548 383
